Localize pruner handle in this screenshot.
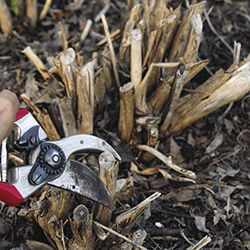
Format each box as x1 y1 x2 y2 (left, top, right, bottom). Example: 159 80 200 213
0 182 24 206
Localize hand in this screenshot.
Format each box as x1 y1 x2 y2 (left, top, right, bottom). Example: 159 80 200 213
0 90 19 144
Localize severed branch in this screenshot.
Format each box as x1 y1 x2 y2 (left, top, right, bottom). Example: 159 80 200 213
58 21 68 51
118 82 135 143
94 46 113 102
115 192 161 235
0 0 12 34
57 47 77 98
169 56 250 135
150 60 209 115
21 94 60 141
39 0 52 20
190 235 212 250
80 19 93 43
160 64 187 136
26 0 37 28
137 144 196 179
22 46 50 80
95 221 147 250
168 1 206 63
69 205 94 249
119 3 142 65
131 29 142 90
101 14 120 89
135 62 179 115
53 98 77 137
76 56 96 134
96 151 119 225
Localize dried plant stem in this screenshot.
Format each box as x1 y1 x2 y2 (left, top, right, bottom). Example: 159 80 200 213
160 64 187 136
115 192 161 235
168 1 206 63
94 3 110 23
76 58 96 134
80 19 93 43
137 145 196 179
58 48 77 98
35 83 64 97
58 21 68 50
95 221 148 250
131 29 142 90
169 57 250 134
39 0 52 20
143 0 150 35
135 62 179 115
190 235 211 250
96 152 119 225
94 47 113 102
96 29 121 46
143 7 180 87
233 41 241 65
22 46 50 80
69 205 94 249
150 60 209 115
118 82 135 143
26 0 37 28
54 98 77 137
119 4 142 63
21 94 60 140
0 0 12 34
101 15 120 89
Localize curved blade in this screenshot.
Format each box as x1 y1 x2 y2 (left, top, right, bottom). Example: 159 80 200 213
52 134 121 161
48 160 112 209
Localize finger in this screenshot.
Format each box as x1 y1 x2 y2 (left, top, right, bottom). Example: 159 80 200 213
0 90 20 143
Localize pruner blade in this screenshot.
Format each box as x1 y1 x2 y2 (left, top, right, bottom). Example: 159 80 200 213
48 160 112 209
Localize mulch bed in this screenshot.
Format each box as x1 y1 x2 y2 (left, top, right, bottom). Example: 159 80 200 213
0 1 249 249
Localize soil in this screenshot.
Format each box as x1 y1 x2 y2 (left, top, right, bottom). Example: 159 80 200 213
0 1 249 249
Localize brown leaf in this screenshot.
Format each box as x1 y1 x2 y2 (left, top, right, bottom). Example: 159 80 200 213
161 187 202 202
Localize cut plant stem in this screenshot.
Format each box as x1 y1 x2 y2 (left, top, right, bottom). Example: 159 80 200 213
135 62 179 115
76 57 96 134
26 0 37 28
54 98 77 137
95 221 148 250
190 235 211 250
0 0 12 34
96 151 119 225
39 0 52 20
131 29 142 90
150 60 210 115
58 47 77 98
137 144 196 179
69 205 94 249
22 46 50 80
21 93 60 140
160 64 187 136
119 3 142 64
96 29 121 46
80 19 93 43
118 82 135 143
58 21 68 50
115 192 161 235
101 14 120 89
169 56 250 134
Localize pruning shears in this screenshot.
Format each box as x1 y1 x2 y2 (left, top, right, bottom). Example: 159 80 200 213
0 108 120 208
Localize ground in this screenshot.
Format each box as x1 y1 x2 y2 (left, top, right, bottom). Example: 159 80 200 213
0 0 249 249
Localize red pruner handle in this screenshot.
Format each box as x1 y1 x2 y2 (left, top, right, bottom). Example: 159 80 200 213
0 182 24 206
15 108 29 121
